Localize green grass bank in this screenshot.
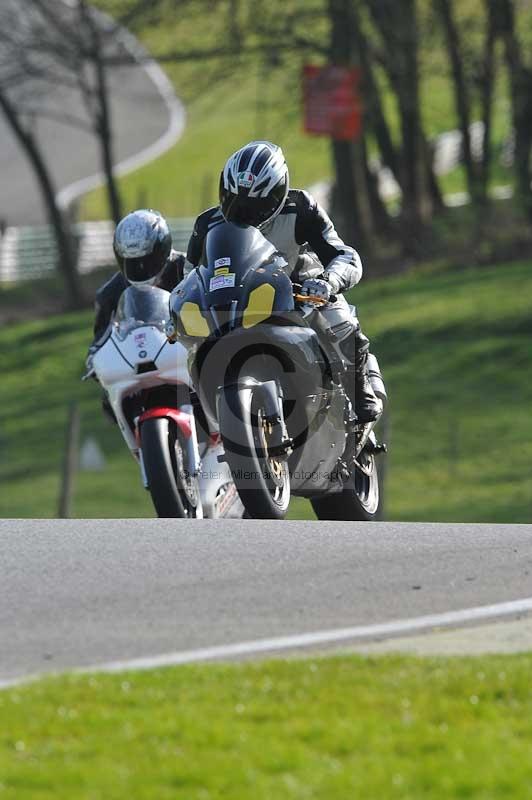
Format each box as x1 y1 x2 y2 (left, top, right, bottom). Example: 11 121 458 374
0 258 530 521
2 652 532 799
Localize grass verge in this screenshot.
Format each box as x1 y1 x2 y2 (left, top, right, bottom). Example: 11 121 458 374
2 652 532 798
0 258 530 520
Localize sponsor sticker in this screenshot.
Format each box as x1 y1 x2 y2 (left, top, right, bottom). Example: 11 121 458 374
134 333 147 348
209 274 236 291
214 267 230 276
214 257 231 268
215 483 239 518
237 171 255 188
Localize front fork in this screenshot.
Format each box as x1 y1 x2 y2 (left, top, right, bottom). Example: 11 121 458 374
258 380 293 457
180 403 202 478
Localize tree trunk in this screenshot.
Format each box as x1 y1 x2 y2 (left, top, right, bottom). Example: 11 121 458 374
95 55 122 225
364 0 434 238
327 0 372 249
492 0 532 219
424 137 445 213
479 0 497 204
351 0 398 231
330 140 369 248
398 0 430 231
0 90 84 308
80 0 122 225
436 0 481 205
362 135 393 234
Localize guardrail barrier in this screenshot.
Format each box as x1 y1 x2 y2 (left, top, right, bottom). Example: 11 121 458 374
0 218 195 283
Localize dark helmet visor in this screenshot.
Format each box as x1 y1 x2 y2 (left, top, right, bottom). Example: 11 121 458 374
121 251 164 284
221 194 280 227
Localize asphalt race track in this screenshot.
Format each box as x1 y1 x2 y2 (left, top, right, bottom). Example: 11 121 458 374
1 519 532 685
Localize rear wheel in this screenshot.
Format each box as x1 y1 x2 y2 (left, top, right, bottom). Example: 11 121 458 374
141 417 201 518
311 447 380 521
219 384 290 519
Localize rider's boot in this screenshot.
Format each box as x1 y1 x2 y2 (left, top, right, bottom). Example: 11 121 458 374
355 351 382 423
342 329 382 425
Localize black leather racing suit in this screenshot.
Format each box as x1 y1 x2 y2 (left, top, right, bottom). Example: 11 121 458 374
185 190 361 290
185 190 380 422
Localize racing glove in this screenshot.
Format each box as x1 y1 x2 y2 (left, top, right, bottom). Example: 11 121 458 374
300 278 332 302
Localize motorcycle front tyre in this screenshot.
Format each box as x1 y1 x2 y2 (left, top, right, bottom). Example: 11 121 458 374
218 383 290 520
141 417 199 519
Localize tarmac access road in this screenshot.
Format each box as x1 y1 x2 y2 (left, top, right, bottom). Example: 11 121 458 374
0 5 184 226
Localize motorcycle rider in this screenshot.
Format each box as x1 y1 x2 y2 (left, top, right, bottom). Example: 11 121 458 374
86 209 185 417
89 208 185 347
185 140 382 423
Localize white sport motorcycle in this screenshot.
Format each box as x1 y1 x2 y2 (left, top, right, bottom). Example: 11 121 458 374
88 284 244 519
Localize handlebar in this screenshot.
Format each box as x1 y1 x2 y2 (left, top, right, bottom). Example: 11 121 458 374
293 292 337 306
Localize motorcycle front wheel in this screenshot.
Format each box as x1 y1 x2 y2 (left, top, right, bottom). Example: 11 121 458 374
311 447 380 521
218 383 290 520
141 417 201 519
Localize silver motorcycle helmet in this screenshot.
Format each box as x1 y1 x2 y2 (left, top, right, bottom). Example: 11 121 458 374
219 141 289 229
113 209 172 286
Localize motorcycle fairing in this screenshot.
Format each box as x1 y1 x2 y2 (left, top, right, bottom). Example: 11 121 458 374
137 407 193 439
170 222 352 499
169 222 296 341
190 322 346 497
92 284 245 518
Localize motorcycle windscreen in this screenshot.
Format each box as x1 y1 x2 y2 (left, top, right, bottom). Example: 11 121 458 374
204 222 276 279
114 285 171 341
199 222 294 330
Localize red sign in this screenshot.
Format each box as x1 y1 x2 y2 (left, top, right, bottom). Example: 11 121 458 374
303 65 362 141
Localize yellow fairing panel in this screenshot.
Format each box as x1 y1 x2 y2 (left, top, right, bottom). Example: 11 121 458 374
181 302 210 338
242 283 275 329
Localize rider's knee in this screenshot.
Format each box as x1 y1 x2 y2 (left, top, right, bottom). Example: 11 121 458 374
321 298 358 342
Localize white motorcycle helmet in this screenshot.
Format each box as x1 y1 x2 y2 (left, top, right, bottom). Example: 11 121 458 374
219 141 289 229
113 209 172 286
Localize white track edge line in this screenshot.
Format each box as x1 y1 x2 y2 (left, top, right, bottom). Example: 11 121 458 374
2 597 532 691
55 5 185 210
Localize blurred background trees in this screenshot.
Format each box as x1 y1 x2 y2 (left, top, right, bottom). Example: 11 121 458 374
0 0 140 305
3 0 532 303
115 0 532 255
